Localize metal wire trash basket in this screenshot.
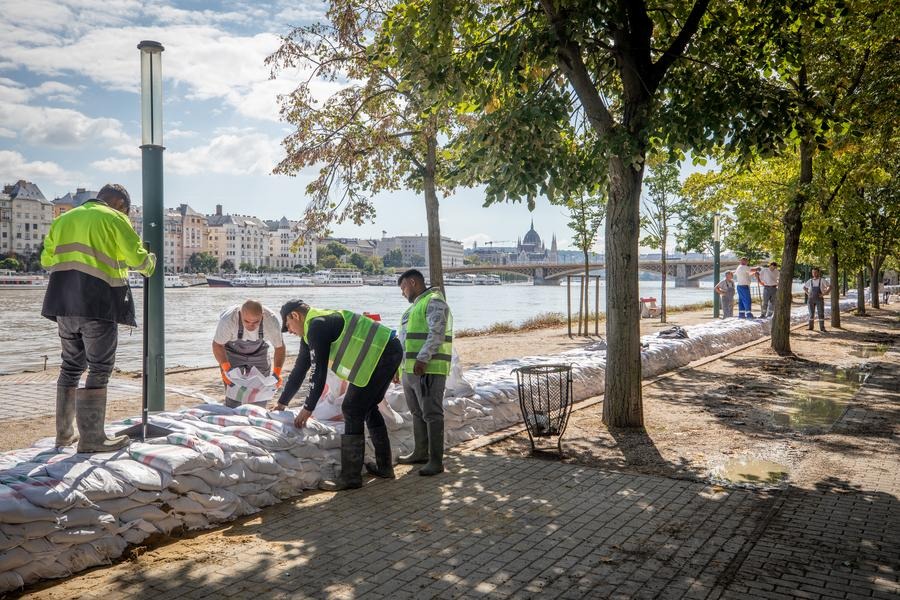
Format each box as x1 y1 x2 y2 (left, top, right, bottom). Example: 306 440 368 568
514 364 574 454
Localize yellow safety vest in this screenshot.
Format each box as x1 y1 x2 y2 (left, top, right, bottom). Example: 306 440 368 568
41 201 155 286
303 308 392 387
402 288 453 375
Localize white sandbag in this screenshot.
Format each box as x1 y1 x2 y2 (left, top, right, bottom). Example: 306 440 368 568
192 431 269 457
90 535 127 560
247 416 297 436
156 433 228 468
270 452 318 472
0 521 60 541
186 489 240 511
169 475 213 495
378 400 405 430
153 515 183 535
0 531 22 552
20 537 58 555
103 459 173 491
56 542 108 573
93 496 145 516
44 461 136 501
242 491 278 509
13 558 71 584
47 526 113 545
229 481 276 496
120 520 156 544
223 426 295 451
129 489 175 504
225 366 277 405
0 547 31 571
120 505 170 523
446 348 475 397
238 455 284 476
201 414 251 428
0 484 59 524
233 404 270 419
2 477 92 511
58 508 117 530
128 442 215 475
0 571 23 594
166 495 206 515
181 513 210 531
188 468 230 488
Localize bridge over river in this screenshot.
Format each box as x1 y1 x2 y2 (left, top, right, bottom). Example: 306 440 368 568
446 259 741 287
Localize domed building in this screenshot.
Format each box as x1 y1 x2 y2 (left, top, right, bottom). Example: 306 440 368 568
515 220 558 263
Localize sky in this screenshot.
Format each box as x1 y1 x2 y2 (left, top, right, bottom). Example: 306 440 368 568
0 0 708 252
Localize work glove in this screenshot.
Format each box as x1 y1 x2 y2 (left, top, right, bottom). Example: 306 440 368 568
220 361 233 386
273 367 283 388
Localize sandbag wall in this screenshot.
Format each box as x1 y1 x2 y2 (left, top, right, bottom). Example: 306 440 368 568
0 299 855 593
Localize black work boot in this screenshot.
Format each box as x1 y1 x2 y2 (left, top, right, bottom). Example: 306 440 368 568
807 320 814 330
76 388 129 453
819 320 827 332
320 434 365 490
55 386 78 448
419 420 445 477
397 417 429 464
364 426 395 479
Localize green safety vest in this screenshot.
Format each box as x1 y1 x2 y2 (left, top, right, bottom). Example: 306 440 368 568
303 308 392 387
40 201 155 286
402 288 453 375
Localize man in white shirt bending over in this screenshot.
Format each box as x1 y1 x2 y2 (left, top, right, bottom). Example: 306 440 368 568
757 261 780 318
733 258 760 319
212 300 286 407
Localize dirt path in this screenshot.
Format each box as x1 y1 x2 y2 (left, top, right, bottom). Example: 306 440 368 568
483 308 900 493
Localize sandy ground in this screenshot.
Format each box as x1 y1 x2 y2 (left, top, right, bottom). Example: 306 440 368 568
482 307 900 491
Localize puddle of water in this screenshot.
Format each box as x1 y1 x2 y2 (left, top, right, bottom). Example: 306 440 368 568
849 343 889 358
718 457 789 485
771 367 865 430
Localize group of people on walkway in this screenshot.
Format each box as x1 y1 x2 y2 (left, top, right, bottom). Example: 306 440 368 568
714 257 831 331
39 183 453 493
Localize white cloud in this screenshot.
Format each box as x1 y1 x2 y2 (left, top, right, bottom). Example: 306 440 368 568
461 233 492 249
90 157 140 172
167 132 281 176
0 150 77 184
0 101 131 147
167 128 198 139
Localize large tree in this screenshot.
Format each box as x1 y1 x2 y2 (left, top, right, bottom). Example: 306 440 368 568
385 0 798 427
268 0 469 289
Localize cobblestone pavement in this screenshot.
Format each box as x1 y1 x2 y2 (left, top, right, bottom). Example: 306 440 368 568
15 355 900 600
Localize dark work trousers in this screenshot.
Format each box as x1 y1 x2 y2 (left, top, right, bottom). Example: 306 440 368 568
341 337 404 436
402 373 447 425
56 316 118 388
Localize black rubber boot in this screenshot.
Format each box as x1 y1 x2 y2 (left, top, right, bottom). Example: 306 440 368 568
320 434 364 491
419 420 444 477
76 388 129 453
55 386 78 448
397 417 429 464
819 320 827 332
807 320 814 330
364 426 395 479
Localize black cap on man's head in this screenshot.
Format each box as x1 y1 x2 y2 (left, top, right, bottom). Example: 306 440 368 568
280 299 306 332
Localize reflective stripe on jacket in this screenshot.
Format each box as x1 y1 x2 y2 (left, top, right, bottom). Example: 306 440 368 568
401 288 453 375
303 308 392 387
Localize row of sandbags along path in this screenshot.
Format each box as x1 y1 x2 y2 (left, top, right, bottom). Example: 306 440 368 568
2 303 899 599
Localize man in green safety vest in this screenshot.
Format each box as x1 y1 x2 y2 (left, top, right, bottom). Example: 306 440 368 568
274 299 403 490
395 269 453 476
40 184 156 453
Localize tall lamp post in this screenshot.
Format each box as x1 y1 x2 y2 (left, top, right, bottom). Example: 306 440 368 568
713 213 721 318
139 41 166 411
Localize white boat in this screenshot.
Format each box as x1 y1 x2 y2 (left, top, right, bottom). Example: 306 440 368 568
231 274 314 287
312 269 364 286
0 273 48 289
127 274 189 288
474 274 502 285
445 274 476 286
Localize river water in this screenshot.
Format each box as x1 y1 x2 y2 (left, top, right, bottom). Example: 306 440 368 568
1 281 719 374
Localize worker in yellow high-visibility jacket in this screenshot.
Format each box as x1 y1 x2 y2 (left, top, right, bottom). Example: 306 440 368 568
41 184 155 453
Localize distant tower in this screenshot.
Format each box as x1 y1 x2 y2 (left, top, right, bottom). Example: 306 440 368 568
550 234 558 263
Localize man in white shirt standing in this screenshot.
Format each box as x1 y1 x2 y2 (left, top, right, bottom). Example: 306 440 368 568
212 300 286 407
733 257 760 319
757 261 780 318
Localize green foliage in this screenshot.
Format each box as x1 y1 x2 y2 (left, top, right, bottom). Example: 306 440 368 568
187 252 218 273
0 257 21 271
220 260 236 273
382 248 403 268
640 157 681 252
405 254 426 267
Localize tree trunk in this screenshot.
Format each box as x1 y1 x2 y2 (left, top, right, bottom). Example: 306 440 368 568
660 234 667 324
772 139 813 355
828 235 841 328
423 131 444 291
870 256 883 309
857 270 866 315
603 156 644 428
